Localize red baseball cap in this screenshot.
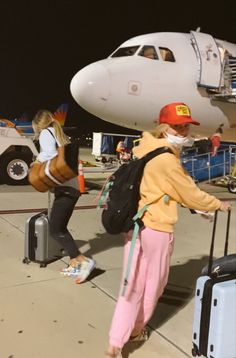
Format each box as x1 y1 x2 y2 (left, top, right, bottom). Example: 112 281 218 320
159 102 200 126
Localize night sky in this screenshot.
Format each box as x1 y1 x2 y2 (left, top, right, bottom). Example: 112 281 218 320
1 0 236 135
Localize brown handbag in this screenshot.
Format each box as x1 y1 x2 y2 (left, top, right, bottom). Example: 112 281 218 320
28 139 79 192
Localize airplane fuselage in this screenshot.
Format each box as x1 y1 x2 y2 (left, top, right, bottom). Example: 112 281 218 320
70 32 236 140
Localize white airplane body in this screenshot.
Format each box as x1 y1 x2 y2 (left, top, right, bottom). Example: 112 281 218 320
70 31 236 140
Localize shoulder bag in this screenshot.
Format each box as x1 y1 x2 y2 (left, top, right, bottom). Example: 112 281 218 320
28 132 79 192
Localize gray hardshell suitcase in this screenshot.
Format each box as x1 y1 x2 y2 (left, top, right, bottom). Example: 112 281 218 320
192 211 236 358
23 192 66 267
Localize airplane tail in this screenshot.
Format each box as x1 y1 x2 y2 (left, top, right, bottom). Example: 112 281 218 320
53 103 69 126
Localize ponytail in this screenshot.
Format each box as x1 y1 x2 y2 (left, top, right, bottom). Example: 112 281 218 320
51 120 70 145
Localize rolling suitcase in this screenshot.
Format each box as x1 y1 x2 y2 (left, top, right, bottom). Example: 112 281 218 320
192 210 236 357
23 191 66 267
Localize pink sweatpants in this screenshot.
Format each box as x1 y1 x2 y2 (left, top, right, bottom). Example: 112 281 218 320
109 226 174 349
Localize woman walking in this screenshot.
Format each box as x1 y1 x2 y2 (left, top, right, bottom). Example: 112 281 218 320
106 103 230 357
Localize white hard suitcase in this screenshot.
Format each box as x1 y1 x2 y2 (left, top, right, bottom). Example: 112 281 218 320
23 192 66 267
192 211 236 357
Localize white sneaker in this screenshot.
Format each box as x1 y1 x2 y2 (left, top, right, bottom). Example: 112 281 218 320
75 258 96 284
61 263 80 277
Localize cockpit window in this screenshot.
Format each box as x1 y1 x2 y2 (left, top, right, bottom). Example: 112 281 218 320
138 46 158 60
111 46 139 57
159 47 175 62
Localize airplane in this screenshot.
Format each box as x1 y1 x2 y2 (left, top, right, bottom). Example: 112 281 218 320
70 30 236 141
0 103 69 136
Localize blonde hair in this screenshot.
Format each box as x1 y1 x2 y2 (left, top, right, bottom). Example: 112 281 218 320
32 110 70 145
149 123 170 138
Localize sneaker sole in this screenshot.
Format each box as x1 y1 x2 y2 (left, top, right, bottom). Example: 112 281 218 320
61 273 80 277
60 270 80 277
75 261 96 284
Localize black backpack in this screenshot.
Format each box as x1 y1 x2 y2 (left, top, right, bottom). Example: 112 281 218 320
101 146 173 235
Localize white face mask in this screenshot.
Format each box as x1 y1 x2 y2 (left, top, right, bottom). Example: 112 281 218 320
182 136 195 147
165 133 195 148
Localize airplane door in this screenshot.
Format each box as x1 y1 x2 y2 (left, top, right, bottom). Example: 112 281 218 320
191 31 222 88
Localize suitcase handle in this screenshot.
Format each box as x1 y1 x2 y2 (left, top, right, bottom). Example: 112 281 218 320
48 190 52 219
208 210 231 277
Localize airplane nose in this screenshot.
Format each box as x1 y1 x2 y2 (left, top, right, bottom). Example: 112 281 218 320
70 62 110 115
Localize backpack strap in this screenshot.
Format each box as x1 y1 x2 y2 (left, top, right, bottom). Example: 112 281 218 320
46 128 60 147
46 128 56 140
121 205 149 296
97 180 113 207
144 146 173 162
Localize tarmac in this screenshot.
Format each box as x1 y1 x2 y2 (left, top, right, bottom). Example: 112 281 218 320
0 147 235 358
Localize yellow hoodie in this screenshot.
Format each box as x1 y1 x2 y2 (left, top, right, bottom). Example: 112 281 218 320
132 132 221 233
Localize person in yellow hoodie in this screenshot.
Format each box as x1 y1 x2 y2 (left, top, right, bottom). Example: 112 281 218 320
106 102 231 358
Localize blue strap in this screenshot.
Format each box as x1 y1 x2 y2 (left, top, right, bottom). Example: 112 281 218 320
132 204 149 221
97 181 113 208
164 194 170 204
121 205 149 296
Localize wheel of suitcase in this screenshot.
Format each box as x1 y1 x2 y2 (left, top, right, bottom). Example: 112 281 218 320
22 257 31 264
40 263 47 268
192 344 200 357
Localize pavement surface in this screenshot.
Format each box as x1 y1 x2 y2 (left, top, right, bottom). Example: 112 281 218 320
0 147 235 358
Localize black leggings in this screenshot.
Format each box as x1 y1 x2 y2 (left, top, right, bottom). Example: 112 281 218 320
49 186 81 259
